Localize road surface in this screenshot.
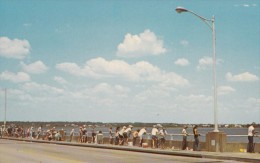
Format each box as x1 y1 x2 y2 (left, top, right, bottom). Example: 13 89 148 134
0 139 239 163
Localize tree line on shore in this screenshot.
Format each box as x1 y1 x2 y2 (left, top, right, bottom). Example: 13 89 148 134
0 121 258 128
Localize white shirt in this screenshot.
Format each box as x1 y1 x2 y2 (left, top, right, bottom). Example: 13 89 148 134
248 125 255 136
182 128 187 136
138 128 146 136
119 128 125 135
37 127 42 132
70 129 74 136
159 129 167 137
151 128 158 136
124 128 131 133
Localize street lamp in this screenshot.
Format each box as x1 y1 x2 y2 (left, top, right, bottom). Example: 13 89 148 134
175 7 219 132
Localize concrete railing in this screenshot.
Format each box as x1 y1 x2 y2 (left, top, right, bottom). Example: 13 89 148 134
2 130 259 153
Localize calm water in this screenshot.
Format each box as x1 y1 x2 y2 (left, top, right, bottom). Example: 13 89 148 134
46 126 259 143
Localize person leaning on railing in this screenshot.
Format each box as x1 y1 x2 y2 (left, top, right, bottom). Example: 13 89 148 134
182 126 188 150
193 125 200 151
247 122 258 153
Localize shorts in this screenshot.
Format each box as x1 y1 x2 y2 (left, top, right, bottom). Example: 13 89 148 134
152 135 158 140
119 134 124 138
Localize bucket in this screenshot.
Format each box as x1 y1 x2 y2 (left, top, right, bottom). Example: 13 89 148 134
142 143 148 148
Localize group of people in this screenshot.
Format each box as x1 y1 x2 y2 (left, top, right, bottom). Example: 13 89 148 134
0 125 36 139
181 125 200 151
44 127 66 141
110 124 168 149
76 125 104 144
1 123 258 153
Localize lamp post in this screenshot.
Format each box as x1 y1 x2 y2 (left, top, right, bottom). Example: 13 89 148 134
4 88 7 131
176 7 219 132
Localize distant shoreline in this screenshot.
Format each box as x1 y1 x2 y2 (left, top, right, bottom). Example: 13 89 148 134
1 121 257 128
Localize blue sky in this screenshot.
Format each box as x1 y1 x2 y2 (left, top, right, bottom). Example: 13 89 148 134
0 0 259 124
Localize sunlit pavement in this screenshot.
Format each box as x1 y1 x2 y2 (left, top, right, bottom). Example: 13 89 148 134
1 138 259 163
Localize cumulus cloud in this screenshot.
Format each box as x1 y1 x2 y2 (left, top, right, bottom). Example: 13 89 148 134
93 83 130 96
56 57 189 87
175 58 190 66
0 71 30 83
117 29 166 57
176 94 212 104
234 4 257 7
218 86 235 95
21 61 48 74
22 82 64 95
180 40 189 47
54 76 68 84
196 56 212 70
0 37 30 59
226 72 259 82
56 62 85 76
247 97 260 105
23 23 32 27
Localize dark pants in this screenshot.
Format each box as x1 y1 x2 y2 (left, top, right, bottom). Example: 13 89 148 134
182 136 187 150
160 138 166 149
133 137 137 146
247 136 254 153
139 138 144 147
109 137 113 144
115 136 119 145
193 137 200 151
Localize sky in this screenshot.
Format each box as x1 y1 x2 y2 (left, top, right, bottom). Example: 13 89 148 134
0 0 259 124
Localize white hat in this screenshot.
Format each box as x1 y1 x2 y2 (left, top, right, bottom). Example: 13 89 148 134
156 124 163 128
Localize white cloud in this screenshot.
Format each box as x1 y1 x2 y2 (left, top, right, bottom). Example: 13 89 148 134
0 37 30 59
175 58 190 66
93 83 130 96
234 4 257 7
56 57 189 88
0 71 30 83
180 40 189 47
56 62 85 76
226 72 259 82
247 97 260 105
22 82 64 95
23 23 32 27
54 76 68 84
247 97 260 106
21 61 48 74
117 29 166 57
218 86 235 95
197 56 212 70
176 94 212 103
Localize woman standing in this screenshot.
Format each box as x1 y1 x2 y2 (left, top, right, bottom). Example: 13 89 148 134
182 126 188 150
193 125 200 151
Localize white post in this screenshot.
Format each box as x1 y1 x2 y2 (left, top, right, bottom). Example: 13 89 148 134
4 88 7 131
212 16 219 132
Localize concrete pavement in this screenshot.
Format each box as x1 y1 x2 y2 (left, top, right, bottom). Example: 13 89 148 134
2 137 260 162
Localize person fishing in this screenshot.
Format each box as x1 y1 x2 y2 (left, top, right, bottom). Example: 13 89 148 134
247 122 258 153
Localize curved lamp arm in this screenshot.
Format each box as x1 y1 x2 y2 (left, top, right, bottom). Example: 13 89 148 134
175 7 214 31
